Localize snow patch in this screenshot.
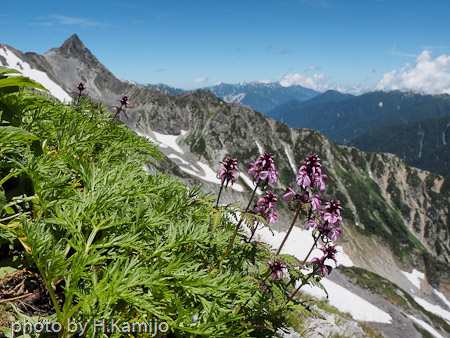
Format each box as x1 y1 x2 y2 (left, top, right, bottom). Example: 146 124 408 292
413 296 450 322
303 279 392 323
284 145 297 173
180 161 244 192
153 131 184 154
168 154 190 166
254 226 354 268
407 314 445 338
255 140 264 154
135 131 168 148
401 269 425 289
434 290 450 310
239 173 263 195
223 92 246 103
252 227 394 324
0 46 71 102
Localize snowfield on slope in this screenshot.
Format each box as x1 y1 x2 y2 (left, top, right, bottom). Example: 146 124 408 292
255 226 393 324
0 46 72 102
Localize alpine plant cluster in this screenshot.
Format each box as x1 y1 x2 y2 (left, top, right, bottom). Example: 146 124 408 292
215 152 344 306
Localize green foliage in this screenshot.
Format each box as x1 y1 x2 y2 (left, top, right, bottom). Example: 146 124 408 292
0 66 49 127
0 68 306 337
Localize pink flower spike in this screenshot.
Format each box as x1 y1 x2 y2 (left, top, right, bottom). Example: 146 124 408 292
267 259 287 280
217 157 239 187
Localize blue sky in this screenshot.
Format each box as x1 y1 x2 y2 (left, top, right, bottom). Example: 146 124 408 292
1 0 450 93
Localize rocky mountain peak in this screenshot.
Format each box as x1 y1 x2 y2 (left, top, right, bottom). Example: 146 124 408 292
61 34 85 52
45 33 95 63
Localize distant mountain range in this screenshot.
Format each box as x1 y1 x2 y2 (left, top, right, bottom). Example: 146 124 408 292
141 83 185 95
265 90 450 176
206 82 320 113
1 34 450 338
121 80 321 115
350 114 450 176
267 90 354 120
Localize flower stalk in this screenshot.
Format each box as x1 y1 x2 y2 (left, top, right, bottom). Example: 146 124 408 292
210 179 260 272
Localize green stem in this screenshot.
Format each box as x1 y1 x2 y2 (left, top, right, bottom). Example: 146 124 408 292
35 263 63 324
215 183 224 208
248 221 260 242
275 203 302 256
210 180 260 272
301 233 320 266
284 266 319 308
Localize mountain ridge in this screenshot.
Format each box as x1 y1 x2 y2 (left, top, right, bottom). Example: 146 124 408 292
206 81 320 113
267 90 354 120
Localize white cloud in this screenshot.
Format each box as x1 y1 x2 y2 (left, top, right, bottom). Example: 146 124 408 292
194 77 209 84
386 44 417 58
279 73 330 91
50 14 112 27
376 50 450 94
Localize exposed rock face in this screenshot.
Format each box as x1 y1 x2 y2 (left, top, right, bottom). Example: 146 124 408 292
1 35 449 338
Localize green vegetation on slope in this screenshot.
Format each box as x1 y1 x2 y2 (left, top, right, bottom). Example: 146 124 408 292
0 68 308 337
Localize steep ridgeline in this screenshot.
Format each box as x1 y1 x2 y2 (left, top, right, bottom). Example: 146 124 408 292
207 82 320 114
1 35 449 324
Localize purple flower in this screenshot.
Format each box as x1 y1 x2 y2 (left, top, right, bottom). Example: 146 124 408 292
310 257 333 276
253 191 278 224
248 152 279 185
282 187 297 201
119 96 130 106
256 190 278 208
296 154 327 191
258 168 279 184
296 171 311 188
77 82 86 92
320 244 338 263
309 194 323 211
316 222 342 242
306 218 318 230
282 187 309 203
217 157 239 187
309 245 338 276
328 226 341 242
315 174 328 191
323 200 343 226
267 259 287 280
